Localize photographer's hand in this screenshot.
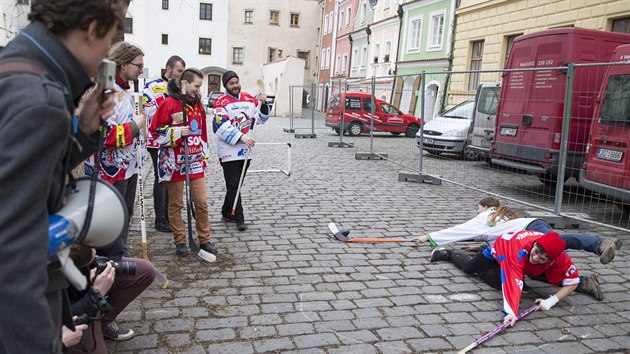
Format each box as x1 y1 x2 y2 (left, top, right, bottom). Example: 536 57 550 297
62 318 88 347
78 82 115 135
90 262 115 295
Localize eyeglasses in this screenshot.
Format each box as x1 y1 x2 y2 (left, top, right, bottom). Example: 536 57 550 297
129 62 144 70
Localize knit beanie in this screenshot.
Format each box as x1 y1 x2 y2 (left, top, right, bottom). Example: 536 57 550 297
535 232 566 260
222 70 239 87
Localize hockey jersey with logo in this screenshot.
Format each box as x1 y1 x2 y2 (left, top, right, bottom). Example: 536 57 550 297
212 92 269 163
85 81 141 184
150 96 208 182
483 230 579 317
142 76 169 149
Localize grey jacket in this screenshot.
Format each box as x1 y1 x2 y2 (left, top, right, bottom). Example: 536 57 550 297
0 22 99 353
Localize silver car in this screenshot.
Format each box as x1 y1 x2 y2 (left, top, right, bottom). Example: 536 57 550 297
415 100 479 160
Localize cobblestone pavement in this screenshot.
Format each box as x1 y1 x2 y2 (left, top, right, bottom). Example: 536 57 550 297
107 116 630 354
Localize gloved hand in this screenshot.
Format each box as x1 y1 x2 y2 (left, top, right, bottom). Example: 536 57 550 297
535 295 559 311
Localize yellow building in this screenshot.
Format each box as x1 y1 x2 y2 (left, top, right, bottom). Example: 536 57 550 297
450 0 630 100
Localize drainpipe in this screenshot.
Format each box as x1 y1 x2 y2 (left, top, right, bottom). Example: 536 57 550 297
389 3 404 104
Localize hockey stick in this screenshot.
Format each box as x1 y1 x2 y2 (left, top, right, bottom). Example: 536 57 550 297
458 304 538 353
180 81 216 263
328 222 415 243
134 95 169 288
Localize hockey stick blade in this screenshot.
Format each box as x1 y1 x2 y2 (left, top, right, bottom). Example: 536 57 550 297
196 249 217 263
328 222 350 242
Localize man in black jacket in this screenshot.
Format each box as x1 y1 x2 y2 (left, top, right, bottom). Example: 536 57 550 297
0 1 125 353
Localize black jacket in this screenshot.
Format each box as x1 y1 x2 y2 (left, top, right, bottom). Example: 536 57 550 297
0 22 99 353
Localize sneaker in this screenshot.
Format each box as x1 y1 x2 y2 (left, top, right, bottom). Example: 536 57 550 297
155 220 171 233
236 221 248 232
581 274 603 301
175 243 190 257
430 248 450 262
598 238 619 264
200 242 218 254
102 321 135 341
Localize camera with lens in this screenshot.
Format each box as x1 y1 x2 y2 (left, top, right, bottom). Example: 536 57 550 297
93 256 136 277
86 287 113 315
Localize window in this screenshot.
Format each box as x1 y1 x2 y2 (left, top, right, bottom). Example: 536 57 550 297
325 48 331 69
599 74 630 126
328 12 333 32
612 17 630 33
373 44 380 63
352 48 358 69
361 46 367 68
233 47 244 64
342 55 348 73
428 12 445 50
384 41 391 62
199 38 212 55
269 48 276 62
335 55 341 73
162 0 169 10
345 96 361 110
124 17 133 34
245 10 253 23
291 13 300 27
321 49 326 69
339 11 344 29
323 15 328 34
270 10 279 25
360 2 366 23
161 34 168 45
383 0 390 9
297 50 310 69
503 34 521 68
200 3 212 20
408 18 422 51
347 8 352 27
468 40 484 91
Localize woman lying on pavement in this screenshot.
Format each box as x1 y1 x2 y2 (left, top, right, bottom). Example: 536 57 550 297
416 197 623 265
430 230 595 325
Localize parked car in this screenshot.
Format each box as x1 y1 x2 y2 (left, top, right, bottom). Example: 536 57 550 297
467 82 501 160
416 100 479 160
325 91 421 137
207 91 223 108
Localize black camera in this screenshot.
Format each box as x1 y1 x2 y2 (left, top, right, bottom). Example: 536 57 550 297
93 256 136 277
86 288 113 315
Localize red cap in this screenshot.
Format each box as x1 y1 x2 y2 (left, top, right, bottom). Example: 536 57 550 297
535 232 566 260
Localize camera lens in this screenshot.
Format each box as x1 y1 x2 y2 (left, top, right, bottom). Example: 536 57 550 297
112 261 136 276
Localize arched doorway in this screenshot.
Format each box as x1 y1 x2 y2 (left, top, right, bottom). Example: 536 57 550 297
423 82 439 120
399 76 414 115
207 74 221 95
200 66 226 96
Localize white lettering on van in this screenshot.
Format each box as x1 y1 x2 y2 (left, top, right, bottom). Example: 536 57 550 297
537 59 554 66
619 54 630 62
519 61 535 67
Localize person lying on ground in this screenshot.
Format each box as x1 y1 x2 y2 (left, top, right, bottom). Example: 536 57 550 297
416 197 622 264
430 231 603 324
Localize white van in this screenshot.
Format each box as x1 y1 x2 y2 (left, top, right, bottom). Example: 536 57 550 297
467 82 501 159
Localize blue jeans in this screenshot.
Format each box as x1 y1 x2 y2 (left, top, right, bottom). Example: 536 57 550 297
526 219 602 255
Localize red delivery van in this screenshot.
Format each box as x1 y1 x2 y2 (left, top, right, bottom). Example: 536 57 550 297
491 28 630 185
580 44 630 212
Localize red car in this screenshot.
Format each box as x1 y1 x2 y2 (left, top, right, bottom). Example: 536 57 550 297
325 91 422 137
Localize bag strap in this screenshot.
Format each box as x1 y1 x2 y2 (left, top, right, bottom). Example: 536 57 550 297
0 60 45 78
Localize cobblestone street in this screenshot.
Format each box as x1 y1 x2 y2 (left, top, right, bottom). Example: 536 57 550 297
109 116 630 354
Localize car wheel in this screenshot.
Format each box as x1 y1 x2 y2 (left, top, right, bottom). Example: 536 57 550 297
461 145 480 160
405 123 419 138
537 172 568 187
348 121 362 136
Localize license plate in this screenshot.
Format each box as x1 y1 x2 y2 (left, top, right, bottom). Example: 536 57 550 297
596 148 623 162
500 127 517 136
423 138 434 144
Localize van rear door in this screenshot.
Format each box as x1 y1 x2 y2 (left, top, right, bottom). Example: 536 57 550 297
470 83 500 152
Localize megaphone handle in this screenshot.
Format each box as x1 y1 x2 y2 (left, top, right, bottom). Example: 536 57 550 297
58 248 87 290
